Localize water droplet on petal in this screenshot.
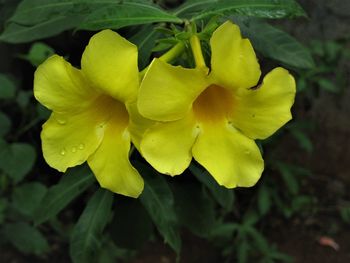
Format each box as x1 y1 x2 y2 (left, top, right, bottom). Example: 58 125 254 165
71 147 77 153
78 143 85 150
60 149 66 156
56 118 67 125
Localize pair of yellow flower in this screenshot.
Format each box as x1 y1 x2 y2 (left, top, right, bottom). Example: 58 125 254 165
34 21 296 198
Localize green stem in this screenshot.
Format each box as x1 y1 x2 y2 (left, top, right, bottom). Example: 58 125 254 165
189 34 206 69
139 41 185 78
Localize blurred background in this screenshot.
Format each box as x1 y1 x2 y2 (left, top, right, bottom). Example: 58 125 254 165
0 0 349 262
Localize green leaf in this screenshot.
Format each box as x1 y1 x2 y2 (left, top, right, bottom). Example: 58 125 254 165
34 166 95 225
3 222 49 255
237 19 315 69
289 128 313 153
257 185 271 216
317 78 339 93
129 24 160 69
0 142 36 183
109 199 153 250
276 162 298 195
12 182 47 218
173 181 216 238
137 163 181 254
191 0 306 21
173 0 218 18
0 198 8 224
79 2 182 31
70 189 113 263
190 164 234 211
0 73 16 99
16 90 32 109
18 42 55 67
0 111 11 137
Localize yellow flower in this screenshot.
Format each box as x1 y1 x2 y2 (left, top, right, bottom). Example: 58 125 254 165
34 30 144 197
137 21 296 188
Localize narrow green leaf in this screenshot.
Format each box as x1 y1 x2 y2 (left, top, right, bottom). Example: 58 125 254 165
34 166 95 225
137 163 181 254
0 111 11 137
109 199 153 249
317 78 339 93
257 185 271 216
173 181 216 238
190 164 234 211
129 24 160 69
289 128 313 153
0 73 16 99
3 222 49 255
192 0 306 21
12 182 47 218
237 19 315 69
276 162 298 195
79 2 182 31
70 189 113 263
173 0 218 18
0 142 36 183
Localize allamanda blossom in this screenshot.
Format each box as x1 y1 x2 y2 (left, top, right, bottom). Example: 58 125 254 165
34 30 144 197
137 21 296 188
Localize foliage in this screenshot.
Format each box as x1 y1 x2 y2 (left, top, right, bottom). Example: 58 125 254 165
0 0 347 262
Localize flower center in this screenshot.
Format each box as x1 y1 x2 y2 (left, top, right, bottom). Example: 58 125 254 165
94 95 129 128
192 85 234 123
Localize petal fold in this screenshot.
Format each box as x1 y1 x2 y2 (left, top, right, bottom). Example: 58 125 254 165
232 67 296 139
138 59 208 121
34 55 97 113
140 112 199 175
210 21 261 90
81 29 139 102
88 119 144 198
192 124 264 188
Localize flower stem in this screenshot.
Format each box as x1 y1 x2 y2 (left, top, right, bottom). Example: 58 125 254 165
139 41 185 78
189 35 206 69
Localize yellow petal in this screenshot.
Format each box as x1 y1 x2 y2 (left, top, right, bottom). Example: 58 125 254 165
81 29 139 102
140 112 199 175
232 67 296 139
138 58 208 121
192 124 264 188
210 21 261 90
88 118 144 198
34 55 97 113
127 101 154 151
41 108 105 173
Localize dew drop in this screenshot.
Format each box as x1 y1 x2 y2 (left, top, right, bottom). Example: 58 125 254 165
60 149 66 156
78 143 85 150
71 147 77 153
56 118 67 125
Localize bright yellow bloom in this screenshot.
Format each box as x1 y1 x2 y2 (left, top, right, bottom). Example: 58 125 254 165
137 21 296 188
34 30 144 197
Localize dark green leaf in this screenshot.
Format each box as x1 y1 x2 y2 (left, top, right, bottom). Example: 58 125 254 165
289 128 313 153
18 42 55 67
0 73 16 99
34 166 95 225
209 223 238 239
0 142 36 183
16 90 32 109
173 181 216 238
12 182 47 218
137 163 181 254
70 189 113 263
238 19 315 69
190 164 234 211
257 185 271 216
173 0 218 18
237 239 249 263
79 2 182 30
192 0 306 21
130 24 160 69
276 162 298 195
109 199 153 249
0 111 11 137
0 198 8 224
3 222 49 255
317 78 339 93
